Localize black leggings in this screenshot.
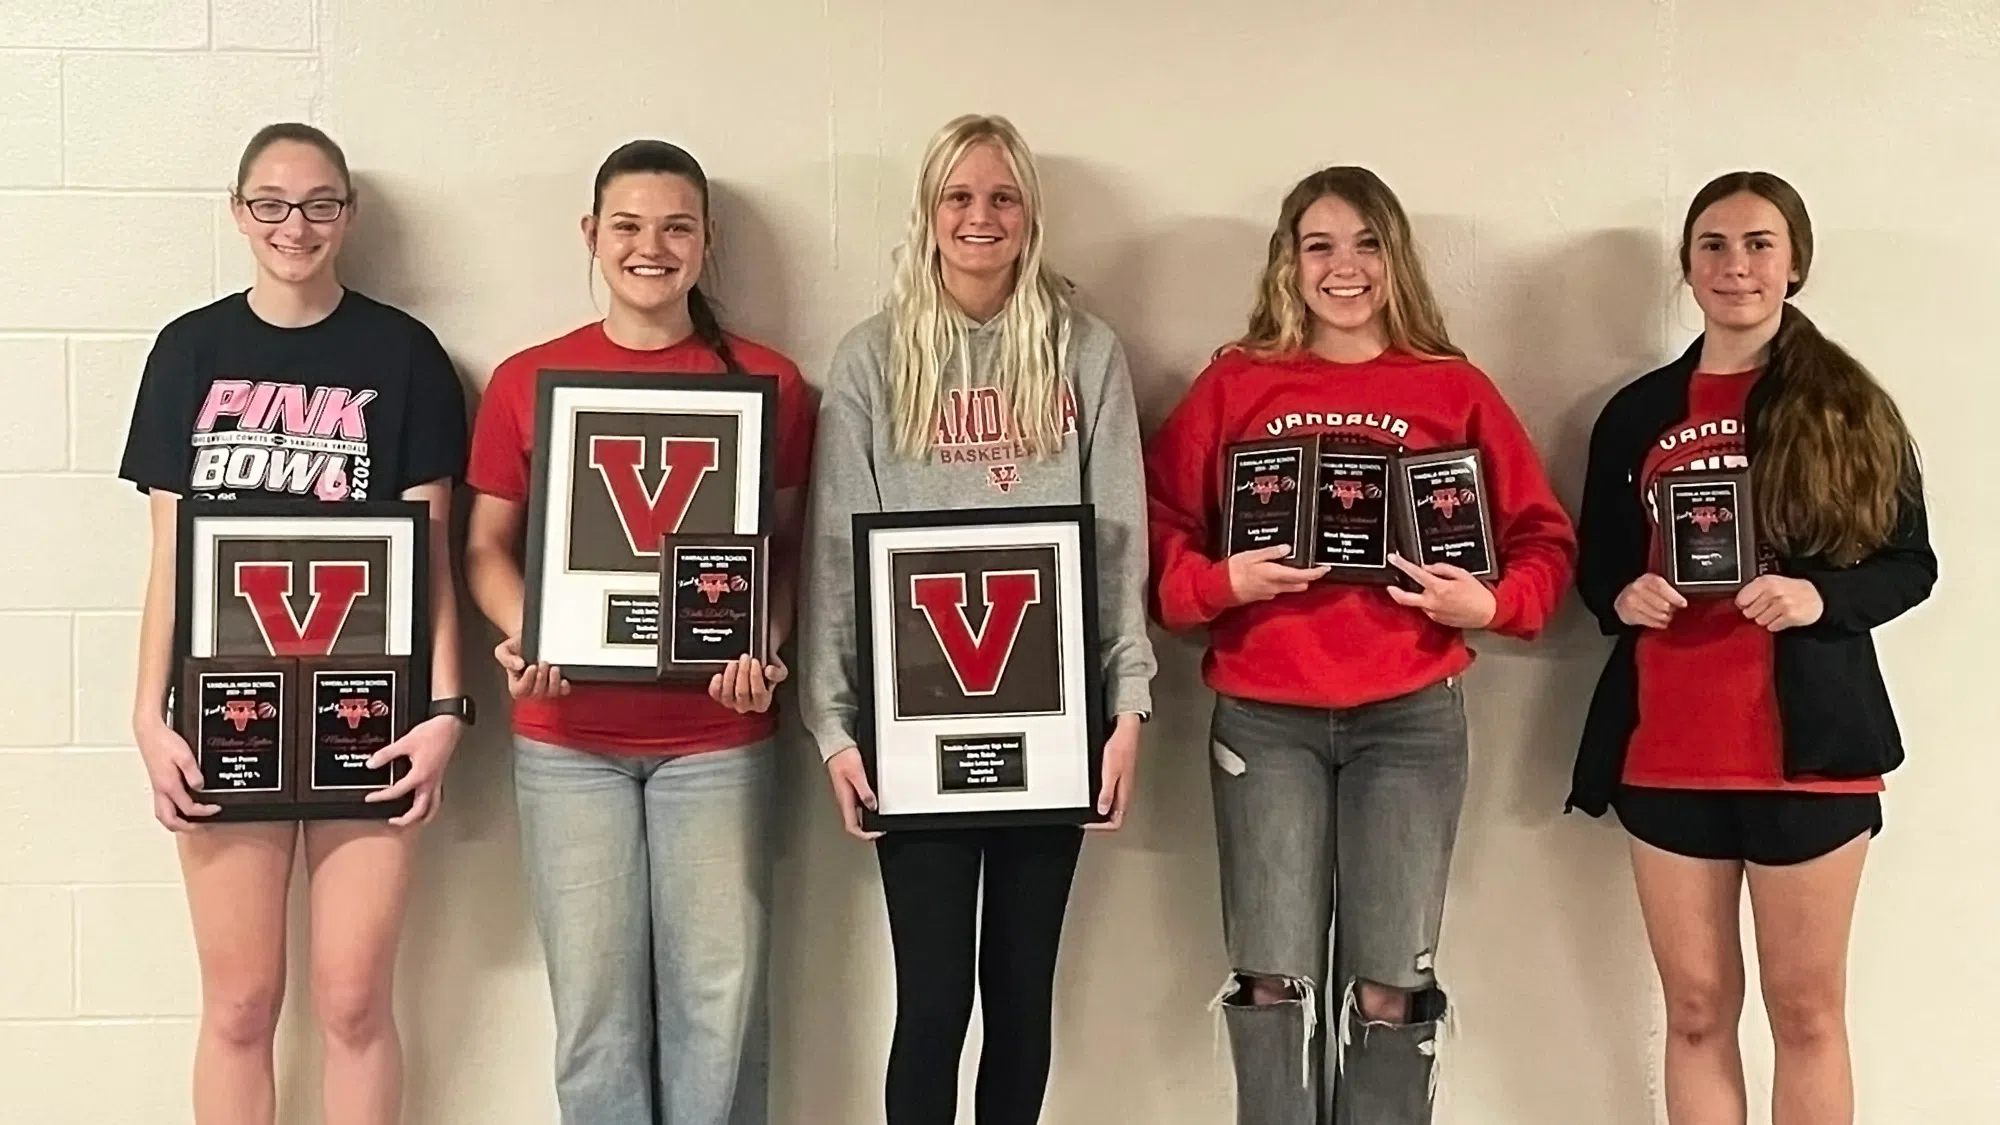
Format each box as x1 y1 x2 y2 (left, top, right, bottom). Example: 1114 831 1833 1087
875 824 1084 1125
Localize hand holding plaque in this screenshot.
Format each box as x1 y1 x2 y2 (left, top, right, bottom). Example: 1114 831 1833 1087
1392 446 1498 581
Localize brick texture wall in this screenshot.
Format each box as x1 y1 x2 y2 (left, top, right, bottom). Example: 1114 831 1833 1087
0 6 317 1122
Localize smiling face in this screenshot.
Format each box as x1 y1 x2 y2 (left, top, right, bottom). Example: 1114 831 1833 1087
932 140 1027 291
1296 193 1390 358
231 139 350 286
584 171 708 318
1685 190 1800 334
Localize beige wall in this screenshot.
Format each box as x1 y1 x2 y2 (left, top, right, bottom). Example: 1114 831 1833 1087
2 1 1994 1121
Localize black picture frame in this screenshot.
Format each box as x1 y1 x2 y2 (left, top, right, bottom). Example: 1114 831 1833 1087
1656 469 1758 595
1392 445 1498 582
656 531 771 682
171 498 430 822
521 370 777 681
852 504 1107 831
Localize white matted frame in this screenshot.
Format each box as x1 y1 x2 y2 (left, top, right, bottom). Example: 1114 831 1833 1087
853 504 1107 831
521 371 776 680
175 499 427 663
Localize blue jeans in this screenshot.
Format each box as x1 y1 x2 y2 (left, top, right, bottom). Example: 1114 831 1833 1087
1209 678 1468 1125
514 736 775 1125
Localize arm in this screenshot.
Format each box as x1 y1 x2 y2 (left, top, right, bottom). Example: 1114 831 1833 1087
466 492 529 639
1574 393 1646 635
1468 381 1578 640
1079 337 1159 721
131 490 220 828
363 478 466 823
797 347 882 762
410 479 462 701
1144 373 1241 631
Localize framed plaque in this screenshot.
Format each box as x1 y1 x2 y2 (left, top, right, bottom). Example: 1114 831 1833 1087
522 372 776 680
852 504 1106 830
657 532 770 682
173 499 429 821
1220 436 1319 565
298 655 412 807
1312 442 1397 583
1393 446 1497 580
1656 469 1756 595
178 656 295 815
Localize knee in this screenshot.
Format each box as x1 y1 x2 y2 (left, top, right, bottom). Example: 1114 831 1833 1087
1345 978 1449 1027
312 969 392 1050
1663 976 1743 1046
204 981 284 1051
1356 979 1412 1024
1764 979 1845 1050
1223 971 1311 1008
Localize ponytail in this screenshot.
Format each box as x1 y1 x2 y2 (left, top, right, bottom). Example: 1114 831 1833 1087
687 285 742 373
590 139 742 374
1755 302 1919 565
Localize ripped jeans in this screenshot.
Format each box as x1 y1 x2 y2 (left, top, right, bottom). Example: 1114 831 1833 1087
1208 678 1468 1125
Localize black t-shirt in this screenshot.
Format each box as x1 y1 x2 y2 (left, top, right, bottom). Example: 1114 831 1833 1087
118 290 467 501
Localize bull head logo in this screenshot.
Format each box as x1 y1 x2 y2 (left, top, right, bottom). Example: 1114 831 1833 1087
1426 486 1477 519
1685 505 1733 532
1326 480 1383 510
1244 475 1296 504
209 698 276 732
324 697 389 730
692 572 749 604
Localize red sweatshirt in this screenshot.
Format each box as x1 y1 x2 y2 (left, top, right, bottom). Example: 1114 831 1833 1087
1146 347 1577 709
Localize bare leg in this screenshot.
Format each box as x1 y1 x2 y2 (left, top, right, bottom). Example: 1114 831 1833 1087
181 822 298 1125
1747 833 1868 1125
303 820 419 1125
1630 838 1749 1125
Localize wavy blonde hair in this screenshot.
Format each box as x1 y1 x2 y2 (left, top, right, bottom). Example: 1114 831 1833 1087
886 114 1071 458
1231 165 1461 362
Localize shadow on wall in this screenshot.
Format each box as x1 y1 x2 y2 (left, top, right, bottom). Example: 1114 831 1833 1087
1036 154 1270 434
340 172 421 311
1432 227 1668 1125
708 179 799 361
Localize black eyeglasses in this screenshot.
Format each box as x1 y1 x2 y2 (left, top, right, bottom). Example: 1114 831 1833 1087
238 196 348 224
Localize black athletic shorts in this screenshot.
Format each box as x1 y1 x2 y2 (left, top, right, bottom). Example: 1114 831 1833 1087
1612 785 1882 866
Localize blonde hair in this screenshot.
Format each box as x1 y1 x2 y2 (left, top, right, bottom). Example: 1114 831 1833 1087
885 114 1071 458
1232 165 1462 362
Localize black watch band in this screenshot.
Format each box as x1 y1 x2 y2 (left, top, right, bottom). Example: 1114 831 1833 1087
428 695 476 725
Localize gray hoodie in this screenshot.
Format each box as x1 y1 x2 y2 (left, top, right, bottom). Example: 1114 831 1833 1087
798 306 1157 760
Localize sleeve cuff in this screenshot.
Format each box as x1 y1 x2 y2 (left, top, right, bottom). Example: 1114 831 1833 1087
1484 578 1525 636
810 724 858 762
1110 679 1154 720
1192 558 1240 622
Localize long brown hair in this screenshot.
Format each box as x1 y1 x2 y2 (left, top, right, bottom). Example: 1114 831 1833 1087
1680 172 1919 565
1231 166 1461 361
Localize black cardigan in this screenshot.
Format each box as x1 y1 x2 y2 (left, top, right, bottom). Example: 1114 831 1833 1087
1565 337 1938 816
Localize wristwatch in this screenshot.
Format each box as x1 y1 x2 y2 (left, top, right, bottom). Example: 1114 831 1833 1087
428 695 477 726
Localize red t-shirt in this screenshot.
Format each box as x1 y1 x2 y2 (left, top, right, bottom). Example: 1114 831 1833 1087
1146 347 1577 709
1624 369 1881 793
467 322 816 755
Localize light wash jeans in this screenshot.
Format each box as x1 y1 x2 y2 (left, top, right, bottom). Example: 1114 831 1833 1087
514 735 775 1125
1209 678 1468 1125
